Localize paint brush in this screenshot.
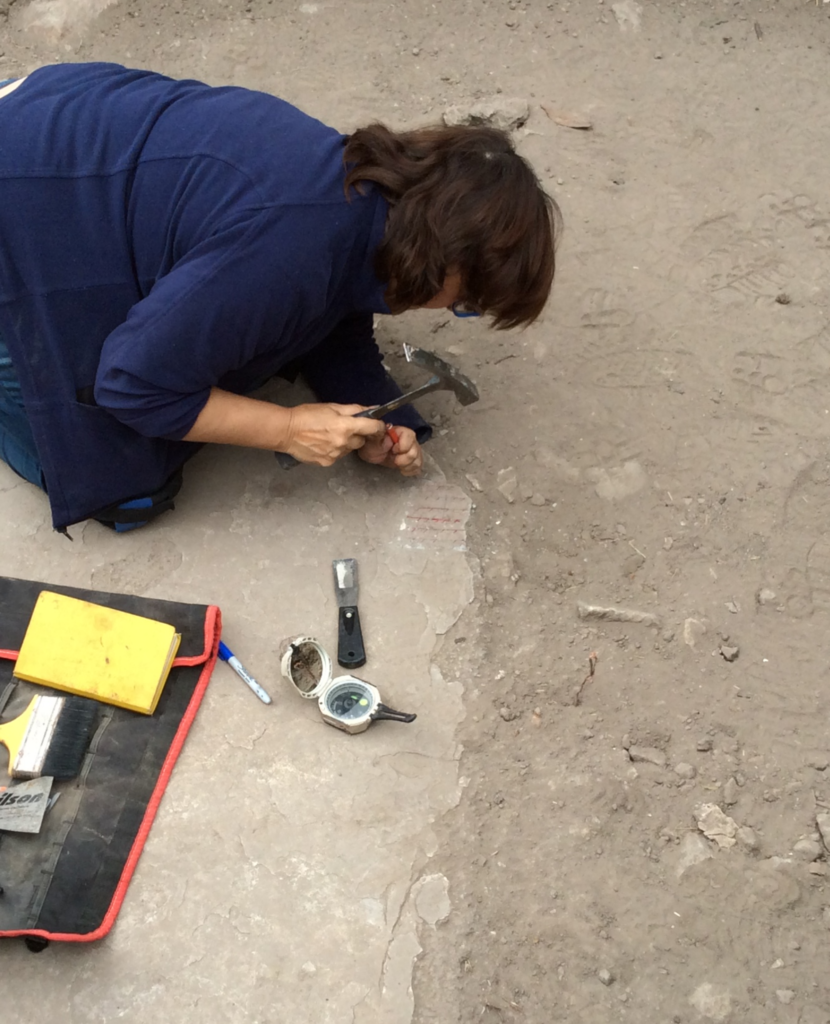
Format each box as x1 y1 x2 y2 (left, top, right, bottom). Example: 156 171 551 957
0 694 97 780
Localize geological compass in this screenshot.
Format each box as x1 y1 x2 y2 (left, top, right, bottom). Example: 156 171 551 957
280 637 416 735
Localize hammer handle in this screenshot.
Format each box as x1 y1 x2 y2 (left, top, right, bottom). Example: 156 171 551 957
353 378 440 420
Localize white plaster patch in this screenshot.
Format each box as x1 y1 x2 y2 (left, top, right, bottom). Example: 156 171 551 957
586 460 648 501
690 982 733 1021
413 873 451 925
612 0 642 32
14 0 118 40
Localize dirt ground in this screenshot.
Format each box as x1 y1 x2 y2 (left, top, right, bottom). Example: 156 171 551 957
4 0 830 1021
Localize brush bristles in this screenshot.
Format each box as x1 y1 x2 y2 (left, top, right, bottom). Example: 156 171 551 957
40 697 98 781
12 695 98 781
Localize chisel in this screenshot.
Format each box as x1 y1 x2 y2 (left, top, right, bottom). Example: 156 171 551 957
332 558 366 669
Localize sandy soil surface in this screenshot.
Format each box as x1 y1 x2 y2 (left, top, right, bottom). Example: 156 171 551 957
4 1 830 1022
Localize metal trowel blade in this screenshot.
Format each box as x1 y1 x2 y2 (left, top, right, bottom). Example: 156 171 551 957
333 558 359 607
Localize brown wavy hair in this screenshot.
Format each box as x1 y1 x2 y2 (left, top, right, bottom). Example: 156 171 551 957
342 123 560 329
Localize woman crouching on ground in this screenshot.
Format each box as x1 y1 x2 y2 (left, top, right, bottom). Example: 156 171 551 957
0 64 559 533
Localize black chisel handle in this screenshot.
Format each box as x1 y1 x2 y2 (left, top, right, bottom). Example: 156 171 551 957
337 606 366 669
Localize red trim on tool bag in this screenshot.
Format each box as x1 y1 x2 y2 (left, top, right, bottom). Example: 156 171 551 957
0 604 222 943
172 604 219 667
0 603 217 667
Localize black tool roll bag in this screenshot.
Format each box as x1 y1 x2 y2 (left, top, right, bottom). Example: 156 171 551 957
0 576 221 945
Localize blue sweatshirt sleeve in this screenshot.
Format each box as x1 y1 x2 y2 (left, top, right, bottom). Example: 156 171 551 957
93 213 323 439
296 314 433 444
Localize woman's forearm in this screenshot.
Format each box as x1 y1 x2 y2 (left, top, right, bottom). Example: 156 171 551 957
182 388 293 449
181 388 388 466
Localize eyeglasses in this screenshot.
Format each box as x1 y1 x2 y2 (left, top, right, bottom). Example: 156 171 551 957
451 301 482 319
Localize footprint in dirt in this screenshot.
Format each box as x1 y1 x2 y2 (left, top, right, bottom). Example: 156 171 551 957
767 457 830 618
91 538 183 596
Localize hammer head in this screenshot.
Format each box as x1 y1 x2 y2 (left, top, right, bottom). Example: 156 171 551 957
403 343 480 406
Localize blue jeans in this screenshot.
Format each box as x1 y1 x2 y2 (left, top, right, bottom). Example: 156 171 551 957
0 337 47 489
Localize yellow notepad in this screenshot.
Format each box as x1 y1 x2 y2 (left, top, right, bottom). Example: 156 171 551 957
14 591 182 715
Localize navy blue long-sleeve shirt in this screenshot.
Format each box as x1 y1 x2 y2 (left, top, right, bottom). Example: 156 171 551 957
0 63 429 529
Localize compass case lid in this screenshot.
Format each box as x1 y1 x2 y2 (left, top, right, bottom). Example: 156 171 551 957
280 636 333 699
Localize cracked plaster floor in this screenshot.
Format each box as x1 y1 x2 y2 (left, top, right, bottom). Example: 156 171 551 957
0 441 472 1024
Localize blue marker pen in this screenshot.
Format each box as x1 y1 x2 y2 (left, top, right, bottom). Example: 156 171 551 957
218 641 272 705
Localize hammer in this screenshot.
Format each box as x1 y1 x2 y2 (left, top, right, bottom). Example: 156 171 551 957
275 343 479 469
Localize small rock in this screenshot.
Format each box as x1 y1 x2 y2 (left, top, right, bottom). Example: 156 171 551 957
697 737 714 753
770 958 785 969
758 587 777 605
443 96 530 132
598 968 615 986
720 644 740 662
809 862 827 876
807 756 829 772
816 810 830 850
530 493 547 506
725 600 740 614
662 629 675 642
792 838 823 862
719 736 739 755
465 474 483 492
676 832 714 877
621 552 645 576
663 536 674 550
695 803 738 848
776 989 795 1005
722 777 739 806
674 762 697 780
499 707 519 722
496 467 518 503
519 484 534 501
411 46 421 55
299 961 317 976
628 746 667 768
736 826 760 852
621 733 632 750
